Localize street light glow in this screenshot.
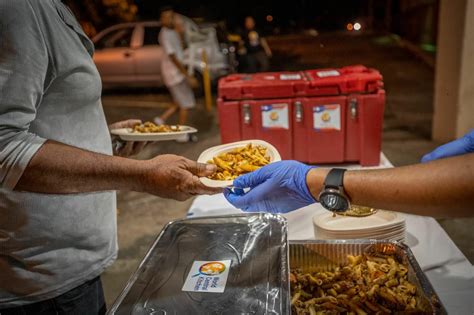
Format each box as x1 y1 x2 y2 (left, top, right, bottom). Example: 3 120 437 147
354 22 362 31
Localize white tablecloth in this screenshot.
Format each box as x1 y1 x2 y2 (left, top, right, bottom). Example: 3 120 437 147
188 154 474 314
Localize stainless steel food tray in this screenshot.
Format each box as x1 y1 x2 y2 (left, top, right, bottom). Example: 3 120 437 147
289 239 446 314
108 213 289 315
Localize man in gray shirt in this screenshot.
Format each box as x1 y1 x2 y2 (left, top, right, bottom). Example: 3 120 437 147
0 1 218 313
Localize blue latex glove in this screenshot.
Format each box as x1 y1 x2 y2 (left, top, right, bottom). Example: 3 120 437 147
224 160 316 213
421 130 474 163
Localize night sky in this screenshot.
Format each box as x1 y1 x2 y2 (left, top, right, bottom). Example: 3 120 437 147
134 0 381 31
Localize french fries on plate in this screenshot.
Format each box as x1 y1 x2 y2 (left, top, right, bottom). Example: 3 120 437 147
207 144 270 180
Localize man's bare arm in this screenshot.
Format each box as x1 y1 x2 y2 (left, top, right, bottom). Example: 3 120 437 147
260 38 272 57
16 141 142 193
169 54 197 87
16 141 219 200
307 153 474 217
169 54 188 76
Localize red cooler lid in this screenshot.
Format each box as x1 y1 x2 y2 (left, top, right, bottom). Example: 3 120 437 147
218 72 307 100
304 65 383 96
218 65 383 101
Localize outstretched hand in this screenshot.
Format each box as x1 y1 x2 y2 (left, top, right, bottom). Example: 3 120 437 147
141 154 222 201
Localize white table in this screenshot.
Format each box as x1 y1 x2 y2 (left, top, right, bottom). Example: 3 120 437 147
188 154 474 314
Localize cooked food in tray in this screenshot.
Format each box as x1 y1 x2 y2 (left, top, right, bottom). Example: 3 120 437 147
133 122 181 133
207 143 270 180
290 254 426 314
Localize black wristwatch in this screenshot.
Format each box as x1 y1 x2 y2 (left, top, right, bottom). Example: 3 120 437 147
318 168 350 213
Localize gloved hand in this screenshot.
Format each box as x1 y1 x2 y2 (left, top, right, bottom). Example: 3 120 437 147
224 160 316 213
421 130 474 163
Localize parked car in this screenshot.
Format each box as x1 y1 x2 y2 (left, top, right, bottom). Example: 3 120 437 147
92 20 231 89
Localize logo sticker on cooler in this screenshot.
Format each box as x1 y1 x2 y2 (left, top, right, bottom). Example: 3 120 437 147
313 105 341 131
261 104 289 129
316 70 340 78
279 74 301 80
182 260 231 293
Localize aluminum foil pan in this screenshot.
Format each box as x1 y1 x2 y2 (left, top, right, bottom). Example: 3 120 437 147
289 240 446 314
108 213 289 315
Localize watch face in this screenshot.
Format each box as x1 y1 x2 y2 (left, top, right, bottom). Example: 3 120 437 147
320 191 349 212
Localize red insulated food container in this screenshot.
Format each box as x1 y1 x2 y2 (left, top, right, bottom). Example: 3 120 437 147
217 65 385 165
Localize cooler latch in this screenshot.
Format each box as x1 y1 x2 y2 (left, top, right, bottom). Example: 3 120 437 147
349 98 358 120
243 104 251 124
295 101 303 123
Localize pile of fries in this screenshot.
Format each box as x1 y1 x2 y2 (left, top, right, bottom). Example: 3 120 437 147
133 122 181 133
207 144 270 180
291 254 426 314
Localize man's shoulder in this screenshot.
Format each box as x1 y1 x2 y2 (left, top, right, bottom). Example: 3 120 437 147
0 0 53 38
0 0 49 14
0 0 30 16
0 0 55 24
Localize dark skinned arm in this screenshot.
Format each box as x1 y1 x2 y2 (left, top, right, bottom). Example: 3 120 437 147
169 54 197 87
169 53 188 76
260 38 272 57
16 140 220 201
307 153 474 217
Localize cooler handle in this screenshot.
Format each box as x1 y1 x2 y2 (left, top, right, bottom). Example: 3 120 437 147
349 98 358 120
243 103 251 125
295 101 303 123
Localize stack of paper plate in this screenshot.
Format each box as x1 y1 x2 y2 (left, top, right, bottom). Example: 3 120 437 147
313 210 405 242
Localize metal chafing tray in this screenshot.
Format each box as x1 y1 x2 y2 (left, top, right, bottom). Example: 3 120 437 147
289 240 446 314
109 215 445 314
108 214 289 315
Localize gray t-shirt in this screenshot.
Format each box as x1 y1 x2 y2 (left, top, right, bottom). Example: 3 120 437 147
0 0 117 308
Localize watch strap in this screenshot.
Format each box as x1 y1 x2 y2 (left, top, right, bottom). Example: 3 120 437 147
324 168 347 189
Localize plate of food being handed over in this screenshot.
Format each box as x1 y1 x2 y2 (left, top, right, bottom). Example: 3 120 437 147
197 140 281 188
110 121 197 142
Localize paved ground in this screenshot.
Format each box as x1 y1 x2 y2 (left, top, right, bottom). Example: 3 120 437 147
100 32 474 307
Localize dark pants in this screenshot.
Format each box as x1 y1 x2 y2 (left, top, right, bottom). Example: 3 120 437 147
0 277 106 315
242 50 270 73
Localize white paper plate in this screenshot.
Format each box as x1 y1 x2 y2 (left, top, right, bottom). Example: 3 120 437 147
317 228 405 239
316 229 405 241
317 221 405 235
313 210 405 232
110 125 197 142
197 140 282 188
317 235 405 242
317 225 405 236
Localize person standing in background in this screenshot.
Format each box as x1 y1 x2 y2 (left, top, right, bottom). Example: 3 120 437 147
240 16 272 73
154 6 198 142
